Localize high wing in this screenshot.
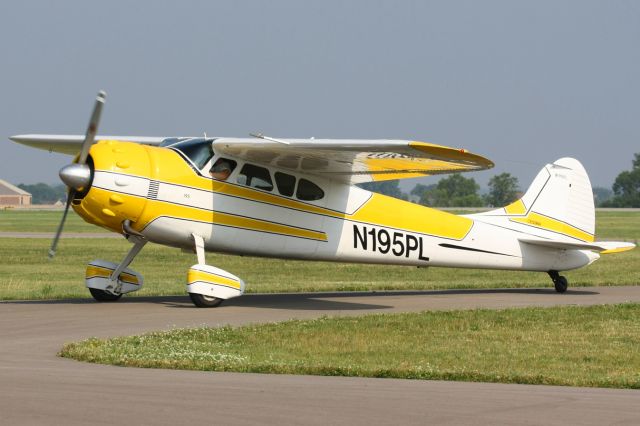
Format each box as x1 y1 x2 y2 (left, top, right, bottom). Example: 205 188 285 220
213 137 494 183
9 134 173 155
10 134 494 183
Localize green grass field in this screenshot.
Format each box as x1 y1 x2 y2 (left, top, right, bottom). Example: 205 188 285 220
0 209 107 233
60 303 640 388
0 210 637 300
0 237 637 301
1 209 639 239
593 210 640 240
5 210 638 388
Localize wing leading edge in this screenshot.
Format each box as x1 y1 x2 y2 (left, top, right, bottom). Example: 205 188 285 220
9 134 171 155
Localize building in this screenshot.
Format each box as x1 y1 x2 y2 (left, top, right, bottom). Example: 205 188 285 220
0 179 32 207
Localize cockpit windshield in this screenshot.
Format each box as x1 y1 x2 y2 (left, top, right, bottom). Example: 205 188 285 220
168 138 214 170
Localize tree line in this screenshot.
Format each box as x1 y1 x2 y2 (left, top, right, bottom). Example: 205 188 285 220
360 153 640 208
17 183 67 205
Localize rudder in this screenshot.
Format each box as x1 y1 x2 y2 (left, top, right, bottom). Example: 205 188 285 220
488 158 595 242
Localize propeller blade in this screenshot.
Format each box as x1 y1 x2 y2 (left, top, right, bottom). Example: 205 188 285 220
49 90 107 259
48 189 75 259
77 90 106 165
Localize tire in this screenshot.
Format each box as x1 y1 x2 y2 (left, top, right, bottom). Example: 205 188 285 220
89 288 122 302
554 276 568 293
189 293 224 308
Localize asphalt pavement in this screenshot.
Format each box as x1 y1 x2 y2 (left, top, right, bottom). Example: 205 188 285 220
1 286 639 425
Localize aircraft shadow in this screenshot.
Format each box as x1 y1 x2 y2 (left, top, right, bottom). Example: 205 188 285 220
163 293 393 311
1 287 599 311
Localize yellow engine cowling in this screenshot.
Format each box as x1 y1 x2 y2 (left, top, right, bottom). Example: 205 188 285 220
72 140 152 234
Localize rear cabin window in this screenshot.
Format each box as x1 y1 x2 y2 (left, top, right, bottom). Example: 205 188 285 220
296 178 324 201
237 164 274 191
274 172 296 197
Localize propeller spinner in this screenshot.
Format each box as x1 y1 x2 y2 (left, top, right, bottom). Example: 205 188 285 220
49 90 106 258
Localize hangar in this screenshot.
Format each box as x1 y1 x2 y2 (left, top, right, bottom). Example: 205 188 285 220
0 179 31 207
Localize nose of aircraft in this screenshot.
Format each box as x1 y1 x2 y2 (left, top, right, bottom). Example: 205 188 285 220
59 163 92 191
71 140 152 235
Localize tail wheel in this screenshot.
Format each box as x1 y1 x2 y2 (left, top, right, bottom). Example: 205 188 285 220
189 293 224 308
89 288 122 302
554 276 568 293
548 271 568 293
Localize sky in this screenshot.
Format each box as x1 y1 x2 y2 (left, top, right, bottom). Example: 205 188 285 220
1 1 639 192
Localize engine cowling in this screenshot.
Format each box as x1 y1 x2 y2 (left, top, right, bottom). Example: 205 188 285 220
72 140 151 235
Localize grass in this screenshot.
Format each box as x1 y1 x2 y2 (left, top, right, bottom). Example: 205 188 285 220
0 209 106 233
59 303 640 388
0 237 638 300
1 209 638 239
594 211 640 240
0 209 637 300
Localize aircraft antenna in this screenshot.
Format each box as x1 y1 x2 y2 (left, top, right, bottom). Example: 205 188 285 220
249 133 290 145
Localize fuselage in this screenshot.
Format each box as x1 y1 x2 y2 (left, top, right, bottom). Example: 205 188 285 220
73 140 597 274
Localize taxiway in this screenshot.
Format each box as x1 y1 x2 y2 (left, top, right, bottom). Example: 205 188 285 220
1 287 639 425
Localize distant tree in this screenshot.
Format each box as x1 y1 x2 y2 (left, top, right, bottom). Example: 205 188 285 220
484 173 519 207
410 183 434 197
358 180 407 200
418 173 484 207
17 183 66 204
592 186 613 207
409 183 435 203
601 153 640 207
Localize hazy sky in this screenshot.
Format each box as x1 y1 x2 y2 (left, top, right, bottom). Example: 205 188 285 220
2 1 639 191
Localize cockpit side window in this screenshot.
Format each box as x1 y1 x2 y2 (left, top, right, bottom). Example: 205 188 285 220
210 158 237 181
237 163 274 192
170 138 214 170
296 178 324 201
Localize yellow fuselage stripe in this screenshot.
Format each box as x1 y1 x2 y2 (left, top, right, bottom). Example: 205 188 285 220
143 197 328 241
510 212 594 243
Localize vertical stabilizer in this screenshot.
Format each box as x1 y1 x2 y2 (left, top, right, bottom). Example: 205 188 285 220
475 158 595 242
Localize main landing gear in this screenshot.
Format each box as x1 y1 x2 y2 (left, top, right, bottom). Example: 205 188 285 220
89 288 122 302
186 234 245 308
548 270 568 293
84 231 244 307
85 236 147 302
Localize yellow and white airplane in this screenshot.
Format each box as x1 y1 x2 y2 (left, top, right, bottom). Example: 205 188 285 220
11 91 635 307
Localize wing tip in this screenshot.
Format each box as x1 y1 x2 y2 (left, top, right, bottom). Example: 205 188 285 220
10 134 27 143
410 141 494 171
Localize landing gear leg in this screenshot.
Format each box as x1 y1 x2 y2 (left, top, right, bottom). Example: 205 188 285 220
548 270 568 293
188 234 224 308
108 237 147 292
186 234 245 308
86 236 147 302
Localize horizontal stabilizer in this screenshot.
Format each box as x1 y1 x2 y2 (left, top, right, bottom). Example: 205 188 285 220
519 238 635 254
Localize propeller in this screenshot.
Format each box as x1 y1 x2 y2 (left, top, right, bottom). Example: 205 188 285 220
49 90 106 259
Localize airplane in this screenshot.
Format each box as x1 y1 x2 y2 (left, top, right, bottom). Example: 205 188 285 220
10 91 635 307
